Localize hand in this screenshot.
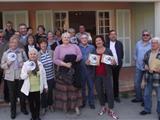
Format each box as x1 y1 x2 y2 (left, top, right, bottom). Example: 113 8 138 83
44 88 48 93
85 60 90 65
111 59 117 65
7 60 13 66
66 62 72 68
144 65 149 71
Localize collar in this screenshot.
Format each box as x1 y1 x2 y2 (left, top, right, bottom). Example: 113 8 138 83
79 43 89 48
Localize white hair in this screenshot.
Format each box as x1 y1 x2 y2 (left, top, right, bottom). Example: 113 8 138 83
28 48 38 55
151 37 160 44
61 32 70 38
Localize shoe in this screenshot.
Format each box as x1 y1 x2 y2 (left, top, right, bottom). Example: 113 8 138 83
80 103 86 108
115 97 121 103
36 118 41 120
21 109 29 115
89 105 95 109
11 113 16 119
140 110 151 115
98 107 107 116
48 106 55 112
131 98 142 103
107 109 119 120
41 108 47 115
75 107 80 116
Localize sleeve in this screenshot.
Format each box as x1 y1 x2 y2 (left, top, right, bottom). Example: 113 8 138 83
75 44 82 61
41 64 48 89
1 52 9 70
120 41 124 59
20 62 29 80
134 42 138 61
53 46 63 65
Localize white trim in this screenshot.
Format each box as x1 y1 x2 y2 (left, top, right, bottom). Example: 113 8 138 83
116 9 131 67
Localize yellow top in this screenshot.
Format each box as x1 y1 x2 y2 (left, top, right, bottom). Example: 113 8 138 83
29 71 40 92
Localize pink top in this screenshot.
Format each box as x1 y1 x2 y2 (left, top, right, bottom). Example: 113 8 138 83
53 44 82 66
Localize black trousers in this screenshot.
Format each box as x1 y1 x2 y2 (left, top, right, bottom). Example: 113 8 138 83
28 91 40 119
112 66 121 98
7 80 27 115
41 79 54 108
4 80 10 102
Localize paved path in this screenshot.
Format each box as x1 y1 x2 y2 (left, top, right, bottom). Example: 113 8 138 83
0 97 158 120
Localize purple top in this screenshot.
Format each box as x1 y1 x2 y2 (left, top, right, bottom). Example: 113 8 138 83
53 44 82 66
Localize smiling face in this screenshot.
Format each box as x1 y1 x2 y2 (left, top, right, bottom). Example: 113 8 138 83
29 50 38 61
80 34 88 46
109 31 117 42
40 41 47 51
27 36 34 45
95 37 104 48
142 32 151 42
9 37 19 50
62 33 70 44
19 25 27 35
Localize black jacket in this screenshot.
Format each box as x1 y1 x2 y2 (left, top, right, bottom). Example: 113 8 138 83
106 40 124 67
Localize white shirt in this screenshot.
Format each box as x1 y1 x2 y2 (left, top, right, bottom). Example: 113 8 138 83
110 41 118 65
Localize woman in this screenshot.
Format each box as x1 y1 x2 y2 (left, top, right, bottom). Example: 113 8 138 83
47 31 55 50
25 35 39 58
1 35 28 119
88 35 118 119
68 28 79 44
21 48 48 120
35 25 47 44
38 38 55 114
53 32 82 115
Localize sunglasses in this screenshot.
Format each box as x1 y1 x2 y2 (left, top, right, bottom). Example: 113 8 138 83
142 34 150 37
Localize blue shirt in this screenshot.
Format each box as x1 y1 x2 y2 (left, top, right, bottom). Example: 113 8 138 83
79 43 95 63
134 40 151 70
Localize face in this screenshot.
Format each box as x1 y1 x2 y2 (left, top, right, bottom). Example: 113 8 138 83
142 32 151 42
6 23 12 31
79 26 85 33
27 29 33 35
15 31 20 36
47 32 54 40
62 34 70 44
9 39 18 50
19 25 27 35
109 31 117 41
80 35 88 45
56 31 61 36
95 37 104 48
40 42 47 51
69 31 75 37
151 40 159 51
38 27 44 35
28 36 34 45
29 51 37 61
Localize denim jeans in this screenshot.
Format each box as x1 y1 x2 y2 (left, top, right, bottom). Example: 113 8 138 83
80 66 95 105
134 68 144 100
144 75 160 114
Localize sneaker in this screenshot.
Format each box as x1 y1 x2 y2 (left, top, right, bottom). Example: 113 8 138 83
75 107 80 116
131 98 142 103
114 97 121 103
98 107 107 116
107 109 119 120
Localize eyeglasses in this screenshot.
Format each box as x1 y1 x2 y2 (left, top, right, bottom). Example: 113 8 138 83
142 34 150 37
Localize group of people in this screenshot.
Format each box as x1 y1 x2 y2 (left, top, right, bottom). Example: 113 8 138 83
0 20 159 120
132 30 160 120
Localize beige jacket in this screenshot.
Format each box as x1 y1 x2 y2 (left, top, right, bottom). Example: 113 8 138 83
1 48 28 81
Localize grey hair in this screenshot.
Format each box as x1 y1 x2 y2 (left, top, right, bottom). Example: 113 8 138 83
61 32 70 38
28 48 38 55
142 29 151 35
80 33 89 39
68 28 75 33
151 37 160 44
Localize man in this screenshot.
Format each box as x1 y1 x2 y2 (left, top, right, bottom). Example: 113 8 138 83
79 34 95 109
4 21 15 42
76 25 92 43
19 23 28 48
140 37 160 120
131 30 151 103
106 30 124 102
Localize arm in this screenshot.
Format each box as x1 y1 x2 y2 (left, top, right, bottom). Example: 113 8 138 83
41 64 48 89
1 52 10 70
20 62 29 80
75 44 82 61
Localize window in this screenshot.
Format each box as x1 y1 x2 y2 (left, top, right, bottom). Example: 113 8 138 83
116 9 131 66
3 10 28 30
36 10 53 32
96 10 114 40
54 11 69 31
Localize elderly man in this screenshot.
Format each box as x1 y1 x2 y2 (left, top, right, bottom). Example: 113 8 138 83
140 37 160 120
132 30 151 103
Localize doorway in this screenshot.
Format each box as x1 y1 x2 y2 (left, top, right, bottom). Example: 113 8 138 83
69 11 96 36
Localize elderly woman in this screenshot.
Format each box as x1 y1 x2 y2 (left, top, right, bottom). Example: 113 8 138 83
68 28 79 44
21 48 48 120
88 35 118 119
1 35 28 119
54 32 82 115
140 37 160 120
38 38 55 114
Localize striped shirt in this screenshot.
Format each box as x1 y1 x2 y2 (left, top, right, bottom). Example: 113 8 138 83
40 50 54 80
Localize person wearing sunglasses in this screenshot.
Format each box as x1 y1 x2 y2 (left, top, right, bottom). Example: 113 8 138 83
131 30 151 104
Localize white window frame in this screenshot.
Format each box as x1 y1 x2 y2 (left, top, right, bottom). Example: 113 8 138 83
3 10 28 30
36 10 53 32
53 11 69 31
116 9 131 67
96 10 114 40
